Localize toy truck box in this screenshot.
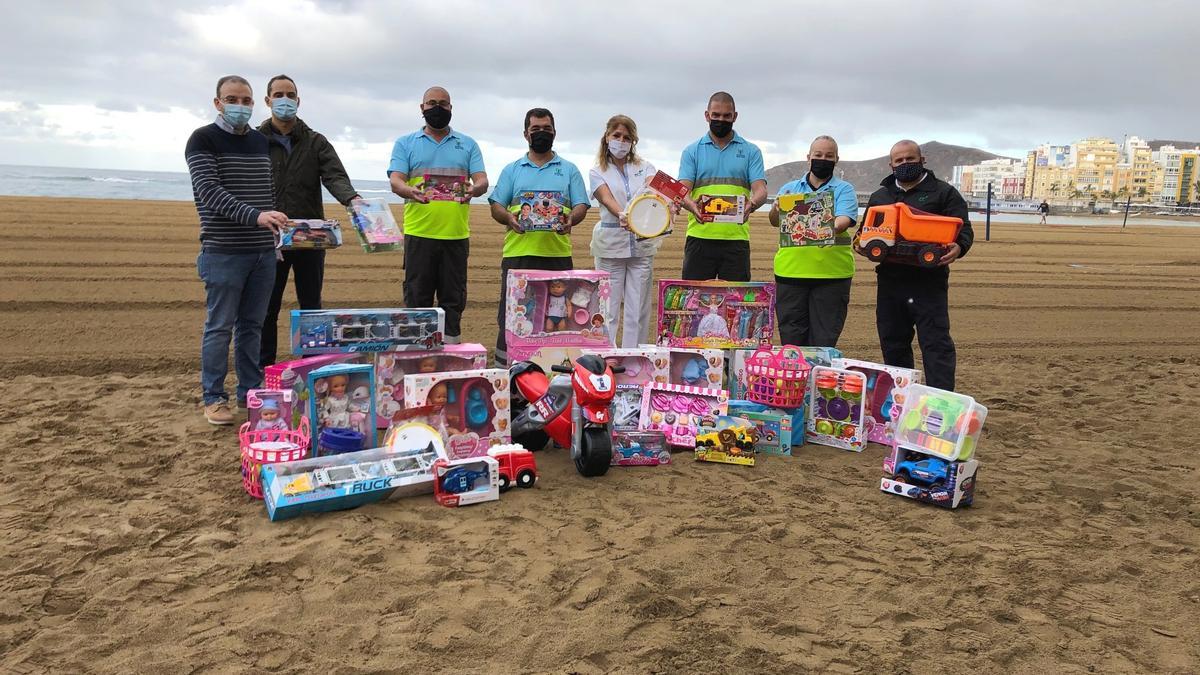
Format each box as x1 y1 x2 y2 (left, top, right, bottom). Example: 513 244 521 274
290 307 445 355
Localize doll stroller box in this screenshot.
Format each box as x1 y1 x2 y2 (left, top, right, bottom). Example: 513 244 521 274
638 382 729 448
404 368 511 459
831 358 922 447
806 366 868 452
261 425 447 521
433 455 501 507
347 198 404 253
374 345 488 428
265 354 363 428
278 219 343 250
656 280 775 350
505 269 614 362
306 363 377 455
587 347 670 431
291 308 445 355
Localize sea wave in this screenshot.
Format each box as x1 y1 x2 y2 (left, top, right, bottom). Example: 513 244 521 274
89 176 153 184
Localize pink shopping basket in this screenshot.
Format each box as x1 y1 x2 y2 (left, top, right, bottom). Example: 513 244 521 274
237 417 311 499
744 346 812 408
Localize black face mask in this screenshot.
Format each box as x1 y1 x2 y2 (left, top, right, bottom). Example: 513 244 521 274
529 130 555 154
708 119 733 138
810 158 836 180
423 105 451 130
893 161 925 183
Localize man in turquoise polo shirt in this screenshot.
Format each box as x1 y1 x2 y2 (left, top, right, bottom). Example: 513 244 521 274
678 91 768 281
768 135 858 347
388 85 488 344
488 107 589 366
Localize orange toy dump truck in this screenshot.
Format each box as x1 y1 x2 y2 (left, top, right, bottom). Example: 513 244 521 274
854 202 963 268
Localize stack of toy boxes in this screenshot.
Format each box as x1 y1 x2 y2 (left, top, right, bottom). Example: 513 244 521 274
374 346 487 428
881 384 987 509
725 346 837 455
265 353 364 429
831 359 922 447
403 369 511 460
589 348 670 466
656 280 775 349
505 269 614 362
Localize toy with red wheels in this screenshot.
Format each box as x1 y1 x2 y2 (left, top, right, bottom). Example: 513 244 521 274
854 202 962 268
488 443 539 491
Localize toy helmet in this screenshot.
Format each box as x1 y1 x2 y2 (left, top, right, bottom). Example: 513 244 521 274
260 399 280 412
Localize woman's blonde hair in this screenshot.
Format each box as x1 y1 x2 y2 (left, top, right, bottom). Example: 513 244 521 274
596 114 640 171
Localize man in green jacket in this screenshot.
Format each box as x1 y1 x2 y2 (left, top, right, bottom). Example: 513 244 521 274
257 74 360 368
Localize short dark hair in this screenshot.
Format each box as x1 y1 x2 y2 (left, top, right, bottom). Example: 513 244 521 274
524 107 555 131
267 74 296 96
216 75 252 98
708 91 735 109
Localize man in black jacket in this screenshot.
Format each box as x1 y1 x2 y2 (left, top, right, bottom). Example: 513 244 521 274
257 74 360 367
861 140 973 391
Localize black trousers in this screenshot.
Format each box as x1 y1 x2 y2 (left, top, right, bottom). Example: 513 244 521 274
876 275 956 391
495 255 573 366
681 237 750 281
775 277 852 348
404 235 470 340
260 249 325 367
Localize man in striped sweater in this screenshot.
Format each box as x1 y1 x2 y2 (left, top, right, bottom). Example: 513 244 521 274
186 75 289 425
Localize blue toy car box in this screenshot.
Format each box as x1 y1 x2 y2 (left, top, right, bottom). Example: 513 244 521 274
881 450 979 509
290 308 445 355
728 399 805 450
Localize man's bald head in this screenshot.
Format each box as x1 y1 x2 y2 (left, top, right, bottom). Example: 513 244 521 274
809 135 839 160
889 140 922 167
422 86 451 106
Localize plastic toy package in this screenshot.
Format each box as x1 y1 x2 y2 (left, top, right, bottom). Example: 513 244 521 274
694 415 759 466
777 191 836 248
403 368 511 459
656 280 775 350
346 198 404 253
624 170 689 241
433 455 500 507
422 173 468 201
373 345 488 428
290 308 445 354
658 347 725 388
806 366 868 452
505 270 613 362
261 422 447 521
727 346 842 399
265 354 364 428
245 388 297 432
611 430 670 466
576 348 666 431
696 194 745 223
831 358 922 446
307 363 376 456
516 191 567 232
638 382 729 448
278 219 343 250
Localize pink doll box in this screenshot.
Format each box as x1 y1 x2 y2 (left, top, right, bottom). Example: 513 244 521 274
245 389 297 432
656 280 775 350
662 347 725 388
831 358 923 447
265 353 363 429
505 269 614 362
806 366 868 452
638 382 729 448
403 368 511 460
587 347 669 431
374 344 488 429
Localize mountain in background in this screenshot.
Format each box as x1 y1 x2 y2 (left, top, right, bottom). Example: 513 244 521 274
1148 139 1200 151
766 140 1013 194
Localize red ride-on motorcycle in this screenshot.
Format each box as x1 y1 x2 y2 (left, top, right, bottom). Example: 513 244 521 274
510 354 624 477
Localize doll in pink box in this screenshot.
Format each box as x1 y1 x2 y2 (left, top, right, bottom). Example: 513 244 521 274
697 294 730 338
254 399 290 432
545 280 570 332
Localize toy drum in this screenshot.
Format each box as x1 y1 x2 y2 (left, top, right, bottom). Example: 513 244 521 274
625 192 672 240
238 417 311 499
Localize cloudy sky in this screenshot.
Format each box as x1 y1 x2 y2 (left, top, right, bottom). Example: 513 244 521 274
1 0 1194 181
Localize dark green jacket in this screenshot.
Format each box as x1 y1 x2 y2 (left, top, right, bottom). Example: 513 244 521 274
257 117 358 219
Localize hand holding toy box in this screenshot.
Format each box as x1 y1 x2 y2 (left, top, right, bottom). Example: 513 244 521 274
831 358 922 446
374 345 488 428
433 455 500 507
347 198 403 253
638 382 729 448
778 191 836 248
307 363 376 455
404 368 511 459
806 366 868 452
278 219 343 250
696 194 745 223
291 308 445 355
505 270 613 362
656 280 775 350
624 171 689 241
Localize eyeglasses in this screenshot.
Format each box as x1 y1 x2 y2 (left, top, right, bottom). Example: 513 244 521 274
221 96 254 105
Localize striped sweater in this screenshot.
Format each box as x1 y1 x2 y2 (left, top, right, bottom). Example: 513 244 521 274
185 121 276 252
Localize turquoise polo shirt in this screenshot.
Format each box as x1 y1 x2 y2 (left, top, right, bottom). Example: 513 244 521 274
489 153 589 258
387 128 485 240
678 132 766 241
774 175 859 279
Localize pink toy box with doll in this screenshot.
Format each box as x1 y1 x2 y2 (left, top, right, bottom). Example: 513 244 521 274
265 353 363 428
245 388 297 432
505 269 614 362
656 280 775 350
404 368 511 460
831 358 922 446
306 363 376 455
638 382 729 448
374 345 488 428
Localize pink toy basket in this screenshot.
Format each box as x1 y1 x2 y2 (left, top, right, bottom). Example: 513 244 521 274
744 346 812 408
237 417 311 499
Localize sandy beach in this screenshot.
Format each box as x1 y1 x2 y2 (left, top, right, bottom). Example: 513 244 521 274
1 196 1198 673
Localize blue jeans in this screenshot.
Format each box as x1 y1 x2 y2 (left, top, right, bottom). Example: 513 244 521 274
197 250 276 405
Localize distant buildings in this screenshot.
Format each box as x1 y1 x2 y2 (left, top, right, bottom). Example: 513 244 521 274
953 136 1200 205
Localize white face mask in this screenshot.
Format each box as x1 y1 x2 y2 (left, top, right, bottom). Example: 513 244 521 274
607 139 632 159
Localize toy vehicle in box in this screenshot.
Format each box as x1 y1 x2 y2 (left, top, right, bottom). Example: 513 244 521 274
291 308 445 354
404 368 511 459
696 194 745 223
611 430 670 466
695 416 758 466
831 358 922 446
505 270 613 362
855 202 963 268
656 280 775 350
374 345 488 428
881 455 979 509
433 456 500 507
487 444 539 490
278 219 342 250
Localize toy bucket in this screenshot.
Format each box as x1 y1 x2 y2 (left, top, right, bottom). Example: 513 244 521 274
238 417 311 499
745 346 812 408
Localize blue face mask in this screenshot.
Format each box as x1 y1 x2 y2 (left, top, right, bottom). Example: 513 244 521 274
221 103 252 128
271 98 298 121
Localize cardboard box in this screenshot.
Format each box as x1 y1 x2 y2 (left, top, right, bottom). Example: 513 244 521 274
307 363 377 455
505 270 614 362
245 388 296 432
611 430 670 466
265 354 364 429
694 416 757 466
278 219 342 250
346 198 403 253
778 191 836 248
881 455 979 509
290 308 445 355
374 345 487 428
806 366 868 452
696 194 745 223
584 348 669 431
638 382 729 448
433 455 500 507
656 280 775 350
403 369 511 459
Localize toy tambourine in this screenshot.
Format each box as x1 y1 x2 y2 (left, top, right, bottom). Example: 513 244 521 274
624 192 672 240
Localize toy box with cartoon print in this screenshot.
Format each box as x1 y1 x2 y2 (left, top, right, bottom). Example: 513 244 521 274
638 382 729 448
639 345 725 388
433 455 500 507
611 430 671 466
881 448 979 509
582 347 669 431
404 368 511 459
738 408 794 455
265 353 364 429
306 363 376 455
261 424 448 521
728 400 804 451
656 280 775 350
347 197 403 253
831 358 922 447
778 191 836 248
727 346 842 399
374 345 488 428
291 307 445 354
696 194 745 223
505 270 613 362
